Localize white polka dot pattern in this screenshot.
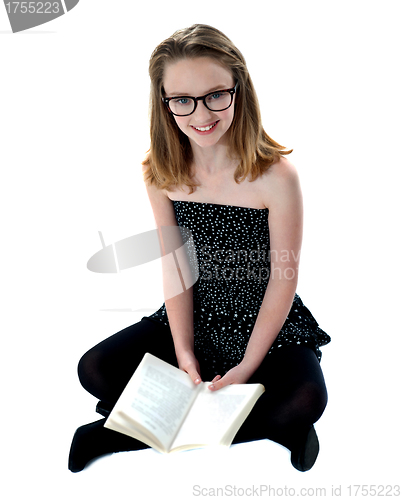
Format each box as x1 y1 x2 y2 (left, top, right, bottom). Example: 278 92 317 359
146 201 330 373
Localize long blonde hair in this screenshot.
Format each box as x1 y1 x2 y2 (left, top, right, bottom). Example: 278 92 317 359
142 24 292 193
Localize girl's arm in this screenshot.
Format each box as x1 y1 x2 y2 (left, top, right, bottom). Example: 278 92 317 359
209 158 303 390
143 173 202 385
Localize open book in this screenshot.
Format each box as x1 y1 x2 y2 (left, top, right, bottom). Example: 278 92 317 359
104 353 265 454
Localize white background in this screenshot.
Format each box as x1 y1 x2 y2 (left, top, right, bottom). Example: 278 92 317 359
1 1 401 498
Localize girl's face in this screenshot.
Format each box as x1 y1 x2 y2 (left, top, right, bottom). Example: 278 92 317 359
163 57 235 150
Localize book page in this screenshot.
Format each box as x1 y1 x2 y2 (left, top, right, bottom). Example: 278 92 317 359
130 364 195 437
107 354 199 451
171 383 259 450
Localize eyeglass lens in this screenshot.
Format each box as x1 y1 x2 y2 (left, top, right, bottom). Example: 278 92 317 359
169 91 232 116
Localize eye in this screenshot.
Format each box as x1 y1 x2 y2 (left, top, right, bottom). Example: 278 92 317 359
206 92 228 105
207 92 224 102
174 98 192 106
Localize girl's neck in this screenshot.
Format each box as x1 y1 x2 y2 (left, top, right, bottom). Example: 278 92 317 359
190 141 237 176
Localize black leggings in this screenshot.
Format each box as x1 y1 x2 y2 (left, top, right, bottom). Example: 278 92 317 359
77 318 328 452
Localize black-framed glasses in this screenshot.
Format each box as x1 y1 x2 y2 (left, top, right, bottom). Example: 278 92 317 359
162 83 238 117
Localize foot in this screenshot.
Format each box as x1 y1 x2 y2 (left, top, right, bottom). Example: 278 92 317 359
68 418 147 473
290 425 319 472
95 400 114 418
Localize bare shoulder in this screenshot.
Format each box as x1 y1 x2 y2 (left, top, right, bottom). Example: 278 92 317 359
141 165 177 227
147 187 177 227
261 156 302 208
267 156 299 184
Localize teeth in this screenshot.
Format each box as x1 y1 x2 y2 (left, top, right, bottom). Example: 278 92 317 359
194 122 216 132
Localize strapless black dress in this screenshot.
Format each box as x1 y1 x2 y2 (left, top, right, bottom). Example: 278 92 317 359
144 201 331 376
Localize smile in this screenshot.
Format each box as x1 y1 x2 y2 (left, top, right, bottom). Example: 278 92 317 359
192 121 219 132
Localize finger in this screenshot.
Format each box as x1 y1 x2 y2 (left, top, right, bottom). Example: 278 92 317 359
209 375 230 391
187 367 202 384
207 375 221 390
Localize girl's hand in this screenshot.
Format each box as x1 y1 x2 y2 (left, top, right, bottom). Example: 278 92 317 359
177 350 202 385
208 362 255 391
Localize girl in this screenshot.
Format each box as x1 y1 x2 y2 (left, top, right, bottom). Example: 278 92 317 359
68 24 331 473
